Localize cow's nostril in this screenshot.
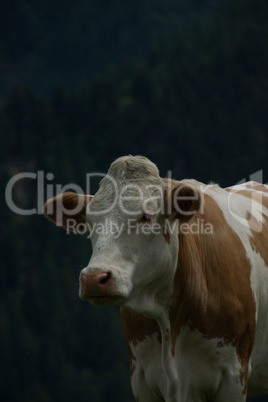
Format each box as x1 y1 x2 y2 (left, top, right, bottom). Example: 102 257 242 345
79 270 115 302
99 272 111 285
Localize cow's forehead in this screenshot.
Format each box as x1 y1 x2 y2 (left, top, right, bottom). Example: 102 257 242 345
106 155 161 183
88 156 164 215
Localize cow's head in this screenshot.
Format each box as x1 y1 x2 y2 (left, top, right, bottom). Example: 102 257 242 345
44 156 200 316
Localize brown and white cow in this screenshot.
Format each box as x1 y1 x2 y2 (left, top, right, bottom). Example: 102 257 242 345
44 155 268 402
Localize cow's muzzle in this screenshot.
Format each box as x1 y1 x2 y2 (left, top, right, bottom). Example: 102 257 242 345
79 270 118 305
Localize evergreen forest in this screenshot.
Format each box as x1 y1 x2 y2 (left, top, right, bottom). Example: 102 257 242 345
1 0 268 401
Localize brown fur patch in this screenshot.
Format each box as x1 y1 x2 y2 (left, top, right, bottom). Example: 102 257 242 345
226 183 268 207
226 185 268 266
226 188 266 206
120 307 161 377
248 212 268 269
169 193 256 391
244 182 268 192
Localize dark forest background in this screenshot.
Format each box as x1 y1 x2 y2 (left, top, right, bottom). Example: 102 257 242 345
1 0 268 401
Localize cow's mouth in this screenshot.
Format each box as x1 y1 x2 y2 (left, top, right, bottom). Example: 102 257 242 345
87 296 120 306
79 285 121 305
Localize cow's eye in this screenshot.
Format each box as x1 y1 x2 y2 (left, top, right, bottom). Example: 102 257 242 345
139 214 153 224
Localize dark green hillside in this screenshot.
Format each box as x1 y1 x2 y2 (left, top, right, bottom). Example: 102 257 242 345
0 0 229 96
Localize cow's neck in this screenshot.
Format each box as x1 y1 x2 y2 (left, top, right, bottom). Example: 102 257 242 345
168 193 256 377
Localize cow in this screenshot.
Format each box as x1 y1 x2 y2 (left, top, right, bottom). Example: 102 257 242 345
44 155 268 402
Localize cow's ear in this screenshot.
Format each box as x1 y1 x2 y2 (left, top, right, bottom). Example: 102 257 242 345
43 192 93 231
164 180 201 220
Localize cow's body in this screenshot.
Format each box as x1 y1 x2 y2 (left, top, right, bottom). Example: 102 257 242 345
44 156 268 401
120 180 268 401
